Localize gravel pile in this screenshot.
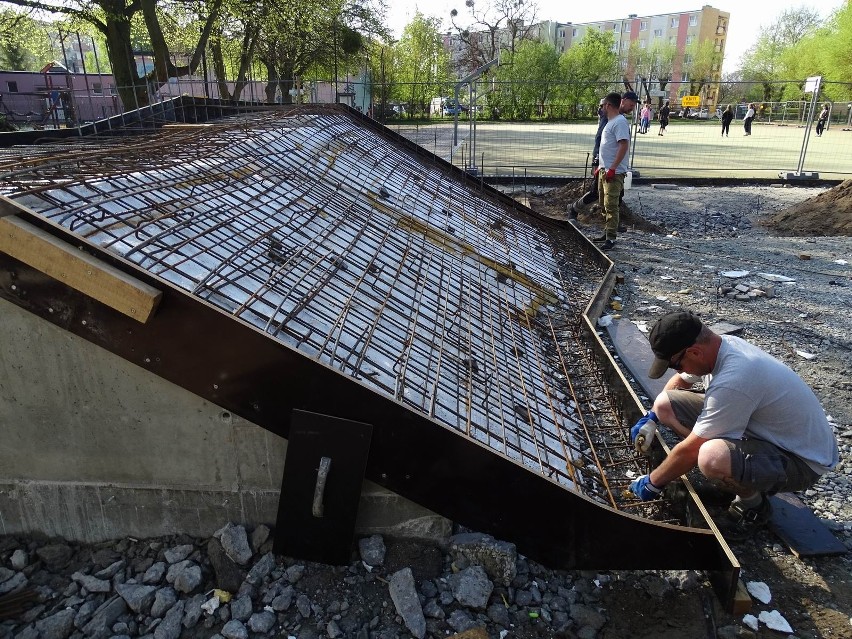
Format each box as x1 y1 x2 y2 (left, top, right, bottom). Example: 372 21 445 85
0 527 712 639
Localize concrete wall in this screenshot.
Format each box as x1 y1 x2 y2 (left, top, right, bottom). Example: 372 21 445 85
0 298 450 543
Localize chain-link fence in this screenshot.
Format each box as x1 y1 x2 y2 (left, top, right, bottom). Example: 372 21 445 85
3 72 851 180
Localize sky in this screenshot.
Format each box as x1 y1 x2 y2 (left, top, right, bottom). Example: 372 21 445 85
386 1 834 74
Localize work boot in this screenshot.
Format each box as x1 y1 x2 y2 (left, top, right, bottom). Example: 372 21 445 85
600 239 616 251
713 494 772 542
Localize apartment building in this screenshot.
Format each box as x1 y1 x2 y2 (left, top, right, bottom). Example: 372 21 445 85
558 5 729 109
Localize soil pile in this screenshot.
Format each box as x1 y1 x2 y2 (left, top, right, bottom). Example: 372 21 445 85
530 181 663 233
762 179 852 236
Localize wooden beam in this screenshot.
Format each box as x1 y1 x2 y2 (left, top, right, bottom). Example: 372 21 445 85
0 215 162 323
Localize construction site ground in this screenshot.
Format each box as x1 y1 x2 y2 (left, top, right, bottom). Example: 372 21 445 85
524 179 852 639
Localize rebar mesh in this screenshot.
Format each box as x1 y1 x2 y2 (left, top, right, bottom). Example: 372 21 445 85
1 106 667 514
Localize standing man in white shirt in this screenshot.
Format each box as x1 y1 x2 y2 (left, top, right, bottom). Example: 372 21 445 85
593 92 631 250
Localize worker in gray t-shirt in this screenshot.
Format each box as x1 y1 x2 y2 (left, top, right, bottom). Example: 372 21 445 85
627 311 839 541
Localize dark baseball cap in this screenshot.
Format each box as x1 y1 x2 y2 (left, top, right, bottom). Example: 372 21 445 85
623 91 639 101
647 311 703 379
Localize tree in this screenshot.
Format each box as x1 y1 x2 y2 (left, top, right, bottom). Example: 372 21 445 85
626 39 676 109
739 7 821 102
3 0 222 109
557 29 617 118
449 0 538 73
494 39 558 118
779 2 852 103
683 40 722 102
393 12 451 115
0 7 52 70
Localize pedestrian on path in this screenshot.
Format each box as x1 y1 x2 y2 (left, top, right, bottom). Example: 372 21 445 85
720 105 733 137
640 102 651 134
658 101 670 136
816 103 830 136
743 103 755 136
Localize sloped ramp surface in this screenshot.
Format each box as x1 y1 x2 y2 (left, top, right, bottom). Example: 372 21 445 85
0 105 736 584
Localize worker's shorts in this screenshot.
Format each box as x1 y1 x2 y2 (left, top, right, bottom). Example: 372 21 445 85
665 389 820 494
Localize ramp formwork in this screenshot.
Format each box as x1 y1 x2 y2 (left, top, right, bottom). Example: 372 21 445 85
0 103 738 604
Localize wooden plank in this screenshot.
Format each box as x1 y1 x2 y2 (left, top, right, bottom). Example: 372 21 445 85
731 580 752 616
0 216 162 323
769 493 847 558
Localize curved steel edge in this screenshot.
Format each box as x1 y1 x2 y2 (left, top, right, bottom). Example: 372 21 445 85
0 212 738 597
583 255 740 610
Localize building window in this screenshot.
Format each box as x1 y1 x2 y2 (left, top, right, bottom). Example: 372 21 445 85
6 81 18 93
689 15 698 26
640 40 647 49
624 23 631 32
558 29 564 38
686 35 694 45
572 28 578 37
684 54 692 64
681 72 689 82
92 83 103 95
669 36 677 45
640 21 647 31
653 29 663 37
671 17 679 27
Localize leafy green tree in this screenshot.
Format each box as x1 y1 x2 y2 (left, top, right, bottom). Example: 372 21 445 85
779 2 852 103
0 8 52 70
393 12 451 115
556 29 617 119
739 7 821 102
3 0 222 109
683 39 723 102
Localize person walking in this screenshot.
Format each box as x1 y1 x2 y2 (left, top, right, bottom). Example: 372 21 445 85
592 92 631 251
640 102 651 134
720 105 733 137
816 103 830 136
628 311 839 541
743 103 755 136
570 91 638 218
658 100 670 136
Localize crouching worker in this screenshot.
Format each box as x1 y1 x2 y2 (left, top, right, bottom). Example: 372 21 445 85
628 311 838 541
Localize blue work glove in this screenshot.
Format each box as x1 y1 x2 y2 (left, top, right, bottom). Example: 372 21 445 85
629 475 662 500
630 411 658 453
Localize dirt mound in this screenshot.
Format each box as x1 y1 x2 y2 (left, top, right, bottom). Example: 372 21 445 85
762 179 852 236
527 180 664 233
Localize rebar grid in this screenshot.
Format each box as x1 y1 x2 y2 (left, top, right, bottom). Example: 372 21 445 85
1 107 662 514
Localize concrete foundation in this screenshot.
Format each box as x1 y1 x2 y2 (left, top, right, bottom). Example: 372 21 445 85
0 298 451 544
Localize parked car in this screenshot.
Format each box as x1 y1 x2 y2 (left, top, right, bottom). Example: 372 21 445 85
689 108 710 120
442 98 468 116
379 104 406 119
